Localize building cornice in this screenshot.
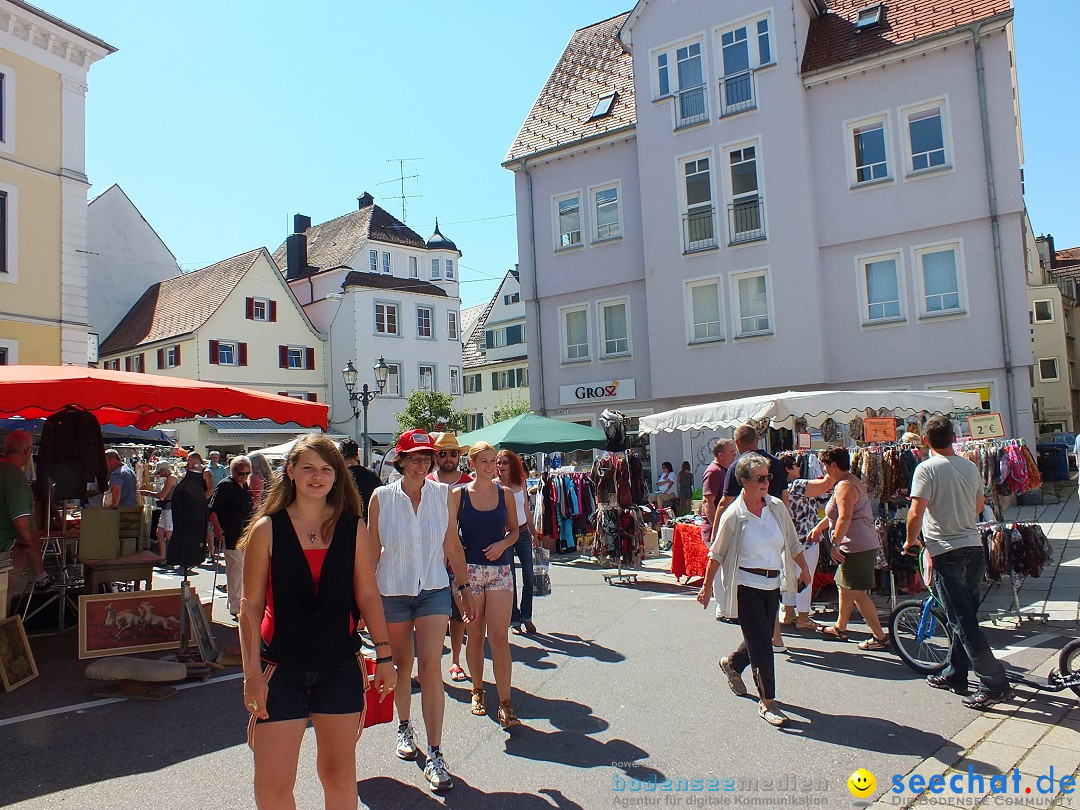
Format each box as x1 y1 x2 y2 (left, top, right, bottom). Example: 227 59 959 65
0 1 114 78
502 125 637 171
802 12 1012 88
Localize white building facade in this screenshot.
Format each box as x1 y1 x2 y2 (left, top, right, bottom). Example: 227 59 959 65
505 0 1034 475
276 194 463 451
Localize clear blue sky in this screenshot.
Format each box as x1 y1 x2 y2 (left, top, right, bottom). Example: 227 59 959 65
45 1 1079 309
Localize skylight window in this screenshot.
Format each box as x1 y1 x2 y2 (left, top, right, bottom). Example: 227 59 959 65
855 4 883 30
589 92 617 121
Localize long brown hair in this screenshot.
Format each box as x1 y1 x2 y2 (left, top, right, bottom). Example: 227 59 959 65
496 448 526 487
238 435 360 549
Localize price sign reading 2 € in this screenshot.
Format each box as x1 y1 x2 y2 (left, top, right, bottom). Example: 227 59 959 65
966 412 1005 439
863 417 896 443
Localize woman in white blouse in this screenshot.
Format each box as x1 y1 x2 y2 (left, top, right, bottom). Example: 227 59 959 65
368 429 475 793
696 452 811 728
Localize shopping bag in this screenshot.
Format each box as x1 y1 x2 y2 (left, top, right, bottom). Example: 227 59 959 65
534 546 552 597
362 654 394 728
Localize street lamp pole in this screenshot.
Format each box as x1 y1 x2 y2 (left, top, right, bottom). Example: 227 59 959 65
343 357 390 467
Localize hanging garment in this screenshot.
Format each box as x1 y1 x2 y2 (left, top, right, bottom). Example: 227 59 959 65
36 407 109 500
599 409 628 452
168 470 209 569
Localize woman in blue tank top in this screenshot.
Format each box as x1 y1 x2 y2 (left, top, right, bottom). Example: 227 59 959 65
456 441 521 728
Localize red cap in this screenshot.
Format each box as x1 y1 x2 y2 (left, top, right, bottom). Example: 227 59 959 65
395 428 435 455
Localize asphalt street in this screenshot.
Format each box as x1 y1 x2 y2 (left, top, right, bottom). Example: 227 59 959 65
0 557 1069 809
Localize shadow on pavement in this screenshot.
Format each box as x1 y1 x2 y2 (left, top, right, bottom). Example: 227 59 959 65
777 702 959 757
357 775 586 808
444 684 610 734
504 725 666 781
784 646 925 682
532 632 625 663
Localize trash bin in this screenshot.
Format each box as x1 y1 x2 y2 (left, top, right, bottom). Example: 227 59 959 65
1036 444 1062 482
1052 443 1070 481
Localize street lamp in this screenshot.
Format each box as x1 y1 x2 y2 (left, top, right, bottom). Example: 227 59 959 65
343 357 389 466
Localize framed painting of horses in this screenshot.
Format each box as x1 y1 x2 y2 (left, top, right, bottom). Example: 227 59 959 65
78 589 183 659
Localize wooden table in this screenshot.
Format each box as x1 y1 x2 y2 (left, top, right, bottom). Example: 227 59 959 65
81 551 162 594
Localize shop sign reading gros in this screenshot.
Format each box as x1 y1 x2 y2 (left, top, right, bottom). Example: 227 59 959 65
559 378 636 406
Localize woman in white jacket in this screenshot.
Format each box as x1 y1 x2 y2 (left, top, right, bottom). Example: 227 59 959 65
696 452 811 728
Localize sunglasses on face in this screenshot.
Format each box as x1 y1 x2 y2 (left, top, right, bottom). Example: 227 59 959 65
437 450 460 458
754 473 773 483
236 469 251 476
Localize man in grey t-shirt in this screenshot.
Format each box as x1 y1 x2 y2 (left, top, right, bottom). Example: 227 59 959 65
905 415 1011 709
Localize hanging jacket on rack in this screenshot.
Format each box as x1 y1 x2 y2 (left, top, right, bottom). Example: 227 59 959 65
36 407 109 500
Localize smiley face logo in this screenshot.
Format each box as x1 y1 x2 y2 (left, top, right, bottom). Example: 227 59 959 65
848 769 876 798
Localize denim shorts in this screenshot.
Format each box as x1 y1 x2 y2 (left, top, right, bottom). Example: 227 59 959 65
467 563 513 595
253 655 365 727
381 587 452 623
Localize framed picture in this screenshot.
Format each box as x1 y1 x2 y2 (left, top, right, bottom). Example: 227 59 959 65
78 588 183 660
0 616 38 691
183 586 220 664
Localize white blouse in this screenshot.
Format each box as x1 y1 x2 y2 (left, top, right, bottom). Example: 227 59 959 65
375 478 451 597
735 495 783 591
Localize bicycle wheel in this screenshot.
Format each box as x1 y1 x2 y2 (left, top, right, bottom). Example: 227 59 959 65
889 598 953 675
1057 638 1080 699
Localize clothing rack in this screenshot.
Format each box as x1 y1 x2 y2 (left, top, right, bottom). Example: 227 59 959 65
592 448 646 586
978 520 1051 625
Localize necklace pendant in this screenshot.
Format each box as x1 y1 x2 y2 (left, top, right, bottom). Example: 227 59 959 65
308 532 317 544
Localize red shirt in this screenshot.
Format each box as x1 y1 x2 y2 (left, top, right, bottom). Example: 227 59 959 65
261 548 338 643
426 471 473 485
700 462 728 533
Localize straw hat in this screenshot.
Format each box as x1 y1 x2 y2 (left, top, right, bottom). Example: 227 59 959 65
430 432 470 455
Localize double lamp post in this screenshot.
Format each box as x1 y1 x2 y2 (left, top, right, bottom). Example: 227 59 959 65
342 357 389 467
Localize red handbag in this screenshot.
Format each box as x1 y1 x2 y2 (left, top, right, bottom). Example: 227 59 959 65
362 655 394 729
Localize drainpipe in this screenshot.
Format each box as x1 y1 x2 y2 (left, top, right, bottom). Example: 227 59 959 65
519 157 547 415
972 22 1020 437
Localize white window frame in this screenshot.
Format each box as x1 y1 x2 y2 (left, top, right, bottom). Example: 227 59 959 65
445 259 455 279
0 180 18 284
383 361 402 397
408 256 418 278
685 276 725 344
1033 299 1055 324
416 305 434 339
382 251 391 275
251 297 269 321
449 366 461 395
164 345 179 368
854 249 908 327
559 304 592 364
1038 357 1060 383
912 239 968 319
677 149 719 254
721 137 766 246
369 249 378 273
0 338 17 365
418 363 436 392
844 111 894 189
713 12 774 117
0 63 14 156
553 190 584 251
590 181 622 243
649 34 709 129
730 268 773 339
900 96 954 178
430 258 441 280
286 345 305 370
217 340 238 366
374 300 401 336
448 311 459 340
598 296 632 359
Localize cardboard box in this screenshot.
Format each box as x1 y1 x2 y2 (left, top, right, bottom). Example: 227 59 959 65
643 530 660 558
79 509 122 560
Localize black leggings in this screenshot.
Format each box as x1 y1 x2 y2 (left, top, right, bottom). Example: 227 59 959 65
728 585 781 700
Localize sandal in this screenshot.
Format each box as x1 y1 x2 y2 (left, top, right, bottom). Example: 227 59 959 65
857 634 891 651
498 699 521 729
470 688 486 716
449 664 468 682
510 624 526 635
817 625 849 642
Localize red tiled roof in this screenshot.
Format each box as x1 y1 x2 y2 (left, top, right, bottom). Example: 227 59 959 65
801 0 1012 74
270 201 428 274
100 249 262 355
505 12 635 163
1056 247 1080 265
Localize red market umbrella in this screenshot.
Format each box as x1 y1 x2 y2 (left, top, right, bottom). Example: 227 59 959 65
0 365 328 430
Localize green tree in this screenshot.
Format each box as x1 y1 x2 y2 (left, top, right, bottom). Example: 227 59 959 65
492 393 532 424
395 389 465 437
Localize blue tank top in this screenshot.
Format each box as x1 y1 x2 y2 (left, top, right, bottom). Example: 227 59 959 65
459 487 510 566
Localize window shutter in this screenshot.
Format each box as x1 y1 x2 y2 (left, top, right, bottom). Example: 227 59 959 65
507 325 521 345
238 343 248 366
306 393 317 402
305 347 315 370
175 344 181 365
516 368 524 387
245 297 254 319
491 372 499 391
278 391 288 397
138 353 146 373
279 346 288 368
209 340 219 364
156 348 164 369
124 356 132 372
269 300 277 322
485 331 494 349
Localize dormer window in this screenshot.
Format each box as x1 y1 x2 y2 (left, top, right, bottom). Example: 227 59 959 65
855 4 883 31
589 92 617 121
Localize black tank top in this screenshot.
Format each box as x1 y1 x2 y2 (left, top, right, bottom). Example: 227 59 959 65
261 510 361 670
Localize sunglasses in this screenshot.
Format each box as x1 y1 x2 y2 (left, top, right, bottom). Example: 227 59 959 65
236 469 251 476
754 473 773 483
437 450 460 458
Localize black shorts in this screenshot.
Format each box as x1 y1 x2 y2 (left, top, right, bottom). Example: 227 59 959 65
255 655 365 725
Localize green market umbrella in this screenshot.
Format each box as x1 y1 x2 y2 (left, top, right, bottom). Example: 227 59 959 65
456 413 607 454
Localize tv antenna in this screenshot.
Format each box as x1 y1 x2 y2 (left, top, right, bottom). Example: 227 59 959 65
378 157 425 222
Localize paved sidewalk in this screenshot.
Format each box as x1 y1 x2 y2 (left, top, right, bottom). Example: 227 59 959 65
873 489 1080 808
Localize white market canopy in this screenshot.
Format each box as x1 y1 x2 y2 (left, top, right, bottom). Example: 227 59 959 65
257 437 380 463
638 390 984 435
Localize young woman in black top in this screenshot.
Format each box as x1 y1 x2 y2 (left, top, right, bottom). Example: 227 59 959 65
239 435 395 810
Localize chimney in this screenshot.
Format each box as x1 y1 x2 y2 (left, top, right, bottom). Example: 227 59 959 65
285 232 308 281
293 213 311 234
358 191 374 209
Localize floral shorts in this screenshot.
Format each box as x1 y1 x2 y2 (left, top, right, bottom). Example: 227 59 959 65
466 563 513 595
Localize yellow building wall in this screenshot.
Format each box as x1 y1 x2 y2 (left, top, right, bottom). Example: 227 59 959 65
0 319 61 363
0 167 62 317
6 50 63 173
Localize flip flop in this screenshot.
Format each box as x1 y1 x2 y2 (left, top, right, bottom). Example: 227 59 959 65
449 664 468 682
857 635 891 651
817 625 849 642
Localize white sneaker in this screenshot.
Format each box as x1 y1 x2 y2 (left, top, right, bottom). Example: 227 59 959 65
423 750 454 792
772 644 787 653
715 604 726 621
395 721 417 760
